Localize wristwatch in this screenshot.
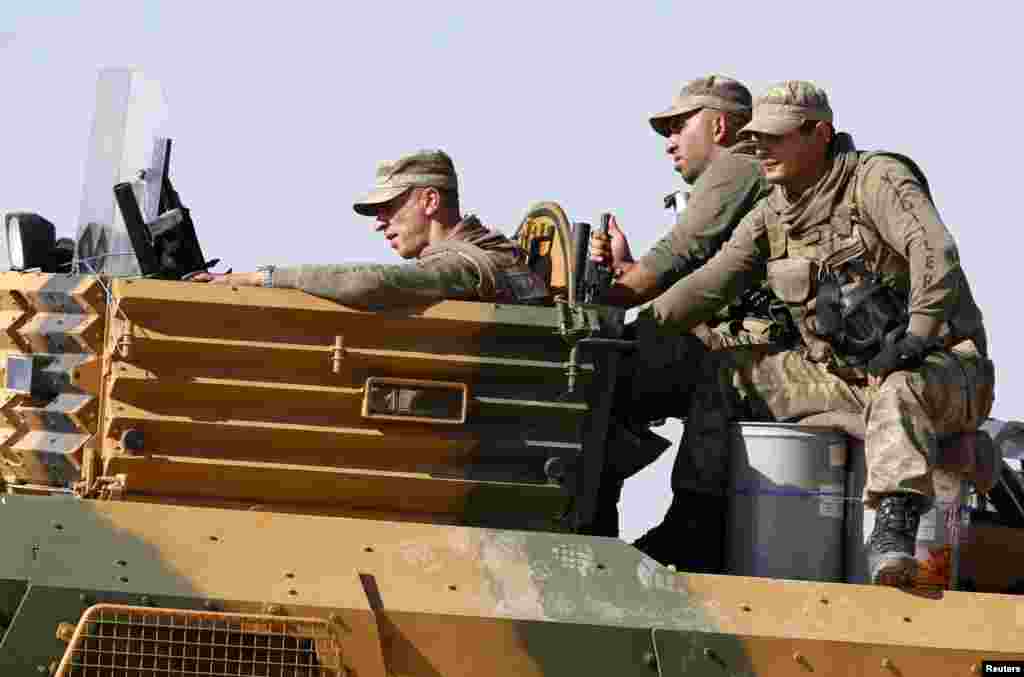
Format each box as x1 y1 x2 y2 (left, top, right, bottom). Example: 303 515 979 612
256 265 275 288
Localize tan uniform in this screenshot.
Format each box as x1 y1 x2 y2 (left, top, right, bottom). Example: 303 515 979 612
271 216 548 308
645 134 993 506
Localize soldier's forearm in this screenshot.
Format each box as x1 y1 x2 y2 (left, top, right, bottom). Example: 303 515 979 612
272 264 446 309
604 262 661 308
650 230 764 333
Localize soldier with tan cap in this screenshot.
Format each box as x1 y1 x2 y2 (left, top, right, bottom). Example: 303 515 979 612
583 76 774 573
641 81 993 586
590 75 769 325
192 149 547 307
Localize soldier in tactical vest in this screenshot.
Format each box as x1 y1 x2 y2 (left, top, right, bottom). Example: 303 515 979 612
644 81 993 586
582 76 779 571
191 149 548 306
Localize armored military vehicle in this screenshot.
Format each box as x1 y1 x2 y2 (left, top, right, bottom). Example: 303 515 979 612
1 70 1023 676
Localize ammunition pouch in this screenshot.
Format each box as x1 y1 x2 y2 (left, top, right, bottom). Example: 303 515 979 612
767 258 833 361
722 283 800 346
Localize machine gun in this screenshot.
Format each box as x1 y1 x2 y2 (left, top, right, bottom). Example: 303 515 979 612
572 213 615 305
112 138 215 280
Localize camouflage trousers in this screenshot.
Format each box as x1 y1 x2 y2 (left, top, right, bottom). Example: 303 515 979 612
693 318 774 351
624 327 995 508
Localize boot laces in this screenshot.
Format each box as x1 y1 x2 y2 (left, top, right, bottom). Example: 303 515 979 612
869 495 921 557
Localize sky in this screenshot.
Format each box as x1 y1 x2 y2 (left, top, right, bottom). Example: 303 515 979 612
2 1 1022 540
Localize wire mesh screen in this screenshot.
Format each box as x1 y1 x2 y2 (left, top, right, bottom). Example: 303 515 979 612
55 604 344 677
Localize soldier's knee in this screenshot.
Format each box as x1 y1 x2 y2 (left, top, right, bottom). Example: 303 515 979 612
877 370 915 398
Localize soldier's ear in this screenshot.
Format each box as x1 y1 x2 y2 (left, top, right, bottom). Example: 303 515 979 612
422 187 442 217
814 121 834 148
711 112 729 144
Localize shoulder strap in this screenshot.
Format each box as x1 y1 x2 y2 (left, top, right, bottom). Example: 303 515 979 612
852 151 933 218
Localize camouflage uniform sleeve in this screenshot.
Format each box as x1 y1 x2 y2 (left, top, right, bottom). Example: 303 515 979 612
639 153 767 293
638 232 678 285
271 260 480 309
858 156 961 338
650 203 769 332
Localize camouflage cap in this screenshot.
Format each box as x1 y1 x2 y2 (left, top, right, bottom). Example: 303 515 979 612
741 80 833 136
649 75 752 137
353 149 459 216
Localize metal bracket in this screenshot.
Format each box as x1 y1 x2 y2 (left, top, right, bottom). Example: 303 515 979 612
116 320 134 360
84 474 127 501
646 628 664 676
331 336 346 374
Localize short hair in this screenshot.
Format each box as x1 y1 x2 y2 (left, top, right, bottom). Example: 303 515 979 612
704 109 751 146
414 185 460 215
722 110 751 145
439 188 460 214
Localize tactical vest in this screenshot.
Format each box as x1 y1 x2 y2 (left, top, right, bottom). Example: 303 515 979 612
419 239 550 304
765 152 927 369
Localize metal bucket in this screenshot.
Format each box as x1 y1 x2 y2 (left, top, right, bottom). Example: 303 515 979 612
844 438 869 584
726 423 848 582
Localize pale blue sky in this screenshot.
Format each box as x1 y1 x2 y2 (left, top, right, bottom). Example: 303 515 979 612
2 1 1020 539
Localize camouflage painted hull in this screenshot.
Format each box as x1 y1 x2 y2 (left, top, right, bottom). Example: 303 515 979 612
0 272 1022 675
2 495 1023 675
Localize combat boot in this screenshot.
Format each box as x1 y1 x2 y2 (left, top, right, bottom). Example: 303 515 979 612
632 490 726 574
867 493 922 587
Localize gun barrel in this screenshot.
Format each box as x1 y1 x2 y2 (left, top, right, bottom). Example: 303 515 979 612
571 222 591 305
113 182 160 275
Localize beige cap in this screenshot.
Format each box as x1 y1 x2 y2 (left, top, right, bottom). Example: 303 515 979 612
649 75 752 137
353 149 459 216
741 80 833 136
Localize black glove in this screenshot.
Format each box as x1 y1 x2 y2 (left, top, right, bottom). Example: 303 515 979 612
866 331 937 379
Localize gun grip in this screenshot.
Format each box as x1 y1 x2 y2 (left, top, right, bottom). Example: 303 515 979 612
583 213 614 304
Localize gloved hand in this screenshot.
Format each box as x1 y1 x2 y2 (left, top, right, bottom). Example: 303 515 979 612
866 331 937 380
